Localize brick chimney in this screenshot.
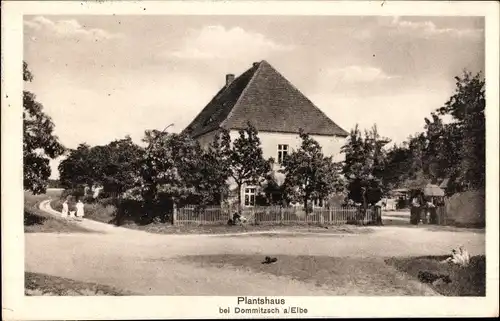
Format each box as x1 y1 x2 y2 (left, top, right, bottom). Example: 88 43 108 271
226 74 235 86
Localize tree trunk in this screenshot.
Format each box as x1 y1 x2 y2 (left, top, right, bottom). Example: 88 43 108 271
172 202 177 225
237 182 242 215
361 187 368 225
304 196 309 214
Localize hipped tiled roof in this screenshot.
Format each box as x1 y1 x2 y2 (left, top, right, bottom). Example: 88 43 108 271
183 60 349 138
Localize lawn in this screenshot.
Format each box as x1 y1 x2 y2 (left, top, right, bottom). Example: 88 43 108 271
25 272 132 296
24 191 91 233
122 223 374 235
385 255 486 296
180 254 437 296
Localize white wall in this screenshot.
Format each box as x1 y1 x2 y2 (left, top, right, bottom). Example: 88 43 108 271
194 130 346 207
228 130 346 204
196 129 221 150
228 130 346 163
197 129 346 162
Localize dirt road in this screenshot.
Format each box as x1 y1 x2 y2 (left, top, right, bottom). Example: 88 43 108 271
25 201 485 295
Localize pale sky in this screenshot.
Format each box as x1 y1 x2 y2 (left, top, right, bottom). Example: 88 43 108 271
23 15 484 179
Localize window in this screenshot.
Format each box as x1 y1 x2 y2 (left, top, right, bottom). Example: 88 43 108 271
277 144 289 164
313 198 324 208
244 187 256 207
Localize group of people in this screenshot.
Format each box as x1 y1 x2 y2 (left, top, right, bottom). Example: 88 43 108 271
410 192 443 225
61 198 85 220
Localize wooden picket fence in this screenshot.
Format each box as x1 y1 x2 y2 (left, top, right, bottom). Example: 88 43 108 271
175 205 381 226
175 205 228 225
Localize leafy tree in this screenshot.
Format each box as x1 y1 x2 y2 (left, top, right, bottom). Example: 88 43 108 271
23 61 65 194
382 143 413 190
132 130 201 222
139 130 201 204
364 125 390 188
58 143 94 190
378 70 485 195
227 123 273 213
395 71 485 192
281 130 342 213
437 70 485 189
191 130 232 206
262 174 285 206
341 124 390 206
99 136 143 196
58 137 143 196
341 125 367 179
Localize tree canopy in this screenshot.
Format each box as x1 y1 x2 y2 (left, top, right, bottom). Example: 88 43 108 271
341 124 390 205
23 61 65 194
380 70 485 194
226 124 273 212
281 130 343 212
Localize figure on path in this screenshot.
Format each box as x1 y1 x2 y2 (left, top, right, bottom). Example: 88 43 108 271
76 199 85 220
62 199 69 219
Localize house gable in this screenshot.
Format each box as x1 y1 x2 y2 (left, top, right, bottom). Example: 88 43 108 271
183 60 349 139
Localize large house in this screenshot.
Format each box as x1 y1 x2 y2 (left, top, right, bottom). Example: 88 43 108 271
183 60 348 207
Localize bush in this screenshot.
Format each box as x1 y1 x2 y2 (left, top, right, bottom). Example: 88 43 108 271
60 188 85 200
52 193 176 226
83 203 117 224
98 197 117 207
444 190 485 227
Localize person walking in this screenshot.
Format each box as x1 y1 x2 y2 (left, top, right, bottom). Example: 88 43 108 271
62 199 69 219
76 199 85 221
410 192 422 225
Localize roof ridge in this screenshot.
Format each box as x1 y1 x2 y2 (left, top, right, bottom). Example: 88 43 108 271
220 61 263 129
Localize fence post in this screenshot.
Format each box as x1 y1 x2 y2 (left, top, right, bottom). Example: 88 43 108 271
172 203 177 225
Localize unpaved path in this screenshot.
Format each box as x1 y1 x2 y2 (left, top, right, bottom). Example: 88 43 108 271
25 200 485 295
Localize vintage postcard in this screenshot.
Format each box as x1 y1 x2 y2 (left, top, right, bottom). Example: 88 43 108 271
2 0 499 319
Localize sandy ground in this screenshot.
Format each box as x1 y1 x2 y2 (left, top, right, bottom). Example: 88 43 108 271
24 201 485 295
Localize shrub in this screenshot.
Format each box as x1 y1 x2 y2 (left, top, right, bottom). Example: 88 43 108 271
98 197 117 207
83 203 117 224
444 190 485 227
60 188 85 200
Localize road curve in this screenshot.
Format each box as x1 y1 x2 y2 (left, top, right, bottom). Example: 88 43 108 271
26 200 484 295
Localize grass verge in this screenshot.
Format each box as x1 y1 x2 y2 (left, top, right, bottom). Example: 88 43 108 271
24 192 92 233
25 272 132 296
385 255 486 296
50 197 373 235
122 223 373 235
180 254 437 296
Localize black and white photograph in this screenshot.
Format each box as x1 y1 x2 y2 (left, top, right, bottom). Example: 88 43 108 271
2 0 499 319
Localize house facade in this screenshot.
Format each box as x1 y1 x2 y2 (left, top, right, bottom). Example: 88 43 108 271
183 60 348 208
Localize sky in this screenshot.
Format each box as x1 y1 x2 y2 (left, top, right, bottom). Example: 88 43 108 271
23 15 485 179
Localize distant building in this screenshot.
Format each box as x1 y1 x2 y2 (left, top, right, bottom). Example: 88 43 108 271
183 60 348 208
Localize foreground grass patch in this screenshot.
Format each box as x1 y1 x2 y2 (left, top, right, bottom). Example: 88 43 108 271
24 192 91 233
25 272 132 296
385 255 486 296
123 223 373 235
180 255 437 296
